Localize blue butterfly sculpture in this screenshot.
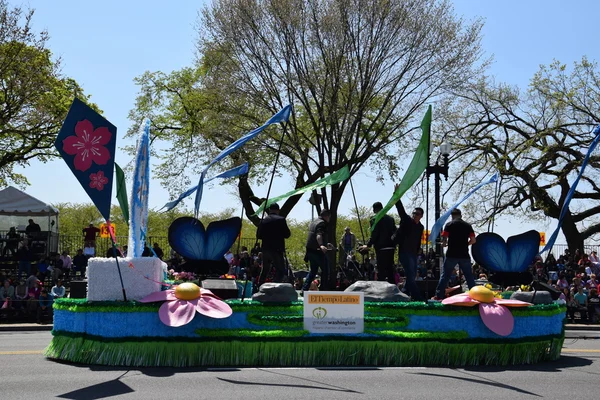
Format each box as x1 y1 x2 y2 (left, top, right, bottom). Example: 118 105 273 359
471 230 540 286
168 216 242 276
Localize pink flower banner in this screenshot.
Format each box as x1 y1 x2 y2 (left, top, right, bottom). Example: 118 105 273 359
55 98 117 221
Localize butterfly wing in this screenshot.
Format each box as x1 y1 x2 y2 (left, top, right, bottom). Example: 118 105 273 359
471 232 510 272
204 217 242 260
168 217 207 260
507 230 540 273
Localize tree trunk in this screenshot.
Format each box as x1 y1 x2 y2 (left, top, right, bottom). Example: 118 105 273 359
561 213 584 254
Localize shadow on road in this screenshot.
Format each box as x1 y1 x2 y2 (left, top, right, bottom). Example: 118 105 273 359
57 372 134 400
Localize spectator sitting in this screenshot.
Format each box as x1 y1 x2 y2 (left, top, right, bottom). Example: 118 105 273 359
0 279 14 309
13 280 28 312
59 251 72 278
570 287 588 323
37 257 51 281
37 289 53 324
588 274 599 290
152 243 164 260
2 227 20 257
588 288 600 323
51 280 65 299
72 249 88 278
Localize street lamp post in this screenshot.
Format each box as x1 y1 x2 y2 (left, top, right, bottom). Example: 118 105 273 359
426 142 452 275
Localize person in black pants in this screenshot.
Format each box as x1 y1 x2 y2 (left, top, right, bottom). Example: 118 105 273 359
393 191 424 301
359 202 397 284
433 208 477 300
256 203 291 286
302 209 332 292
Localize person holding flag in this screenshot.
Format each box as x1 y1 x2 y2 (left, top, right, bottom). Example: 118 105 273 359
393 188 425 301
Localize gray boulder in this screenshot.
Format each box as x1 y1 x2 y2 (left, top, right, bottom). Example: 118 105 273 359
510 290 553 305
252 283 298 303
344 280 410 302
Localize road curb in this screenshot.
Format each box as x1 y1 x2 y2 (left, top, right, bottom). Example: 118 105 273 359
0 324 53 332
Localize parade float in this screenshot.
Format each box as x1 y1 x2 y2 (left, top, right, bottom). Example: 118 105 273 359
45 100 567 368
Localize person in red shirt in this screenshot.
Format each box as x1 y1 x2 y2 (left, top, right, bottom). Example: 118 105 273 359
433 208 477 300
83 224 101 248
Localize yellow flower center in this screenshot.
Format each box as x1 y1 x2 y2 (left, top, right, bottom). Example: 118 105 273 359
469 286 495 303
174 282 201 301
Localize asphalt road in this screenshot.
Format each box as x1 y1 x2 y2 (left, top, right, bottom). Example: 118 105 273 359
1 331 598 399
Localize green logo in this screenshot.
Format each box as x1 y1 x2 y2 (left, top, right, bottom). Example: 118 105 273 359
313 307 327 319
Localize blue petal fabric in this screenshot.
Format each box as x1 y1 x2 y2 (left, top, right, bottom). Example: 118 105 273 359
429 173 498 244
540 124 600 254
193 105 291 215
472 230 540 272
161 163 249 212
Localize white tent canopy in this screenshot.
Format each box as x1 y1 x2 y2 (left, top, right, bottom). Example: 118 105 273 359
0 186 58 216
0 186 59 235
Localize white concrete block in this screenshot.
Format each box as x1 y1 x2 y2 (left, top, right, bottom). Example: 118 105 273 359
87 257 167 301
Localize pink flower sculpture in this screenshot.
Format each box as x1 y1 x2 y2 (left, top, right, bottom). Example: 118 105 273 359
63 119 112 172
442 286 531 336
89 170 109 190
139 282 232 327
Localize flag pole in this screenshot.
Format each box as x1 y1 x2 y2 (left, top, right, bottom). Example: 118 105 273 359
107 220 127 301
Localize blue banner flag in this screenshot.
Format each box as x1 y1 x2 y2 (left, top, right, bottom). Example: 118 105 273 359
55 98 117 221
193 105 292 215
540 124 600 254
429 172 499 245
128 119 151 258
161 163 250 212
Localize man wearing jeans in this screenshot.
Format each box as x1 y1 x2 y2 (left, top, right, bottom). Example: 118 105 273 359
434 208 477 300
394 198 424 301
302 209 332 292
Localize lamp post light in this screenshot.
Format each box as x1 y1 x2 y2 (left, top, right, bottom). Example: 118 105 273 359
426 142 452 274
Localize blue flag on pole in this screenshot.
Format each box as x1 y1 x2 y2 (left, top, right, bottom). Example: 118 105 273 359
161 163 250 212
429 172 499 245
55 98 117 221
193 105 292 215
540 124 600 254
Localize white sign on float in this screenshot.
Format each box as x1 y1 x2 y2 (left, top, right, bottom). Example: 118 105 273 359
303 291 364 334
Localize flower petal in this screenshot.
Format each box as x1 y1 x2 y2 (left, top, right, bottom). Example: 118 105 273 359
92 126 112 145
75 119 94 139
62 136 84 155
196 297 233 319
91 144 111 165
159 300 196 327
441 294 479 306
495 299 531 307
139 290 175 303
479 303 514 336
200 288 221 299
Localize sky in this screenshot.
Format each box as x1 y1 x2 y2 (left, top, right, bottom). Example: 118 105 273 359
6 0 599 243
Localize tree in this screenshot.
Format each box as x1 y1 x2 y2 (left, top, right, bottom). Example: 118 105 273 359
440 58 600 252
129 0 485 252
0 1 94 187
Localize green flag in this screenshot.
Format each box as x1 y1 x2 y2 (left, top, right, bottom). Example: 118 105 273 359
115 163 129 225
253 166 351 216
371 105 431 231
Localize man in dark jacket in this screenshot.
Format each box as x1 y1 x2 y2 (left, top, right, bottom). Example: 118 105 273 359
359 202 397 284
302 209 332 292
394 191 424 301
256 203 291 285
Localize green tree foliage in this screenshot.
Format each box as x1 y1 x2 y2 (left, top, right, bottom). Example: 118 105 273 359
0 1 95 187
129 0 486 250
440 58 600 252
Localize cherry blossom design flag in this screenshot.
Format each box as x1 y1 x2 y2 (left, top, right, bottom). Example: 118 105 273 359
55 98 117 221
